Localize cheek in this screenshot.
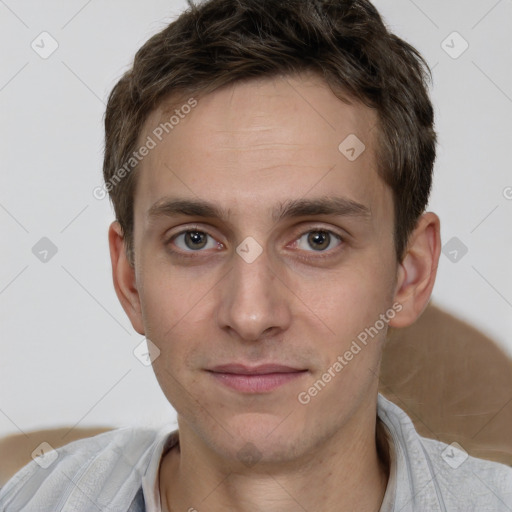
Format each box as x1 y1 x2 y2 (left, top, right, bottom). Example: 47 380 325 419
138 257 214 335
294 266 394 409
137 263 219 369
138 270 212 412
138 276 191 384
299 261 394 343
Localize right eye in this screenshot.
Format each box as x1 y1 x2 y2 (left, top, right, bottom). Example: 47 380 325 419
169 230 224 253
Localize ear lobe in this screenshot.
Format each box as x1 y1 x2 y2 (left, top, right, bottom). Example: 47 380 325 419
388 212 441 328
108 221 145 335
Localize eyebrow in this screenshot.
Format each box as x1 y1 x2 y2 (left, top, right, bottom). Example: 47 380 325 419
147 196 371 223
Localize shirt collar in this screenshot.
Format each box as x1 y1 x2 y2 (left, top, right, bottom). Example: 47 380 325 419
141 426 179 511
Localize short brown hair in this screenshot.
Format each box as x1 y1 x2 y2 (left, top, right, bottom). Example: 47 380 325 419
103 0 436 264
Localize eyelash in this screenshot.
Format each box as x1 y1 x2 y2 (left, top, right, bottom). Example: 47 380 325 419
165 225 345 261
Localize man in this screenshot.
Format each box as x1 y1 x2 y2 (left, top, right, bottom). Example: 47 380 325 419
1 0 511 510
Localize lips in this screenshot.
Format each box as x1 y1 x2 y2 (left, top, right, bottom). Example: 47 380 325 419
206 363 308 393
209 363 305 375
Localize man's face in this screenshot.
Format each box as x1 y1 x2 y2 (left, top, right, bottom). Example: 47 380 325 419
131 73 399 463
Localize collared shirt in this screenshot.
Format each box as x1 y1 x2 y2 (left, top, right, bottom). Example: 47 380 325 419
1 394 511 511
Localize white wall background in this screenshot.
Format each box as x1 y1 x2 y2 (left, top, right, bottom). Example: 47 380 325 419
0 0 511 439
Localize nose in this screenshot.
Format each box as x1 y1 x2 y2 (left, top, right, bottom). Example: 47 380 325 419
215 246 292 342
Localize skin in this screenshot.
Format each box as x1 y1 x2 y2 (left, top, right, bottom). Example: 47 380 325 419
109 72 441 512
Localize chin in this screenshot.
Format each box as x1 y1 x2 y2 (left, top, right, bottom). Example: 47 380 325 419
206 414 309 466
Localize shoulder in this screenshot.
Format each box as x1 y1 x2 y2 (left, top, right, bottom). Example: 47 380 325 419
0 426 163 512
377 394 512 510
420 436 512 507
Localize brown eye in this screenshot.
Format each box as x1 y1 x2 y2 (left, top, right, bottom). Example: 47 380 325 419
184 231 208 250
172 230 219 252
307 231 330 251
295 230 342 253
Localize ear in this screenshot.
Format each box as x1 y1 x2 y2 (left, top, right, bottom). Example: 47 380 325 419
388 212 441 328
108 221 145 335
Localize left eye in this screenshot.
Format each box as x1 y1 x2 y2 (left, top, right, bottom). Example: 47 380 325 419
295 230 342 252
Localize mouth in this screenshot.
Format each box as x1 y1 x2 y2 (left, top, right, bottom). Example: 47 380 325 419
206 364 308 393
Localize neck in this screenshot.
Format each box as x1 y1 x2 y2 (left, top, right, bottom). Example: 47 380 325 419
160 411 390 512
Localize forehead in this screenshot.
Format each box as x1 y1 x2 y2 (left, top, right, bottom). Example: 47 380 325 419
134 73 389 227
